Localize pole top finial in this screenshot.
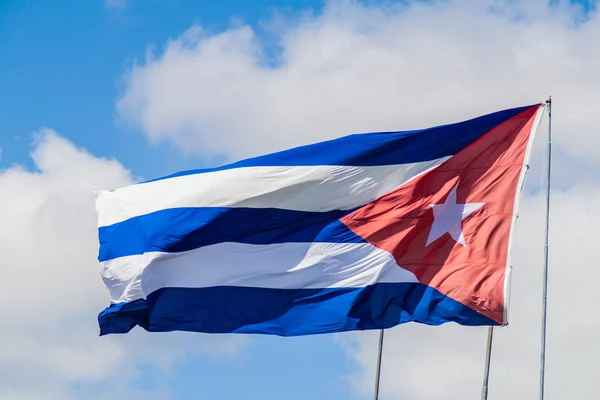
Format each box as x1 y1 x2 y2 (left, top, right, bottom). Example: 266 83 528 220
545 95 552 105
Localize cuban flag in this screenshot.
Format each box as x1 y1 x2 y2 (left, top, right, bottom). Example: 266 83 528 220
97 104 545 336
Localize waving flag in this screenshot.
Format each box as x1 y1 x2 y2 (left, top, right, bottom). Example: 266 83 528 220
96 104 544 336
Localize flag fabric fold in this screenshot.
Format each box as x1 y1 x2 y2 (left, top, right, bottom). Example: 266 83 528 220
96 104 544 336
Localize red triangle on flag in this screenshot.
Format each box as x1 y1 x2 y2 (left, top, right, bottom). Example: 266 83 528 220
341 106 540 324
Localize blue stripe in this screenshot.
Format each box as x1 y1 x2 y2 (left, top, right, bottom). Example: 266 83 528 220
98 207 363 261
144 105 536 183
98 283 498 336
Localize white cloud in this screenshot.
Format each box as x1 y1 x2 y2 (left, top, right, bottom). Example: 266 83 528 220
114 0 600 398
117 0 600 168
0 130 246 399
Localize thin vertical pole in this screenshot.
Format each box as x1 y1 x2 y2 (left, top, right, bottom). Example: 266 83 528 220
540 96 552 400
481 326 494 400
373 329 385 400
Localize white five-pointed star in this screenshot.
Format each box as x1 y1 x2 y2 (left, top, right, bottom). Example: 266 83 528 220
426 182 484 247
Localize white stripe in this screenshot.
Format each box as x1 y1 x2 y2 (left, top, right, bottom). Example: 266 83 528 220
102 242 419 303
96 158 448 227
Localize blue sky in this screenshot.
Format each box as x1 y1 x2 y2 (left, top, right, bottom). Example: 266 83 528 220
1 0 599 399
0 0 323 179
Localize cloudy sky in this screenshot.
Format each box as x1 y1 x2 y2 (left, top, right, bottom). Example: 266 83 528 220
0 0 598 398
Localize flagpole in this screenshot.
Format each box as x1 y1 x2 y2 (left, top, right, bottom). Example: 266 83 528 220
481 326 494 400
373 329 385 400
539 96 552 400
481 99 551 400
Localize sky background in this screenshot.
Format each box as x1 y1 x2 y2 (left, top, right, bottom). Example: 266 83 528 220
0 0 599 399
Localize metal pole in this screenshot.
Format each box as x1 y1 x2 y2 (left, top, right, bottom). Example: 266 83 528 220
539 96 552 400
373 329 385 400
481 326 494 400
